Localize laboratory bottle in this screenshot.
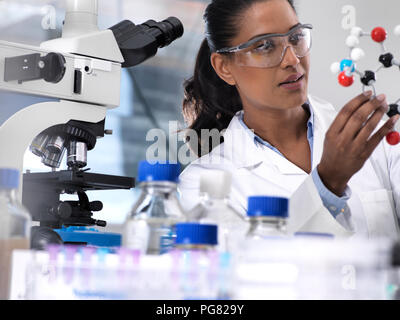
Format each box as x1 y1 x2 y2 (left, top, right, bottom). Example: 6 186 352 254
0 168 31 300
190 170 247 252
172 223 223 299
174 222 218 252
246 196 289 239
123 161 186 255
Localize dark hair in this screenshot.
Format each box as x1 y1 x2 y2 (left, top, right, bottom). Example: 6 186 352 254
183 0 296 156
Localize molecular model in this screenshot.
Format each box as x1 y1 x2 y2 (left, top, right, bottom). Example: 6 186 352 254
331 25 400 145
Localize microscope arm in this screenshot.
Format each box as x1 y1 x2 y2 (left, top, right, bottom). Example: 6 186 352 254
0 100 106 200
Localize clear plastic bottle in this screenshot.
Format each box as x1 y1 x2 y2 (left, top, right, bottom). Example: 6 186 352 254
172 223 219 299
0 168 31 299
123 161 186 255
189 170 248 252
246 196 289 239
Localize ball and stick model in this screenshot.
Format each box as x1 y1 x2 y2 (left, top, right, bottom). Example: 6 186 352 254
331 25 400 145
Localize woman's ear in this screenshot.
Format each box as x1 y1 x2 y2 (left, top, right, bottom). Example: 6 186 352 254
210 53 237 86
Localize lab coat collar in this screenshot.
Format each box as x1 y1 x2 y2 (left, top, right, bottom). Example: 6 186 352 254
308 95 336 172
222 95 330 175
222 113 265 169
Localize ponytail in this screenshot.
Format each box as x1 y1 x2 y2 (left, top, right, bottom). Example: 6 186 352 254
182 39 242 157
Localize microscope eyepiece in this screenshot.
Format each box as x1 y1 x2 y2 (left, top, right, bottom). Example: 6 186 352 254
142 17 184 48
109 17 184 68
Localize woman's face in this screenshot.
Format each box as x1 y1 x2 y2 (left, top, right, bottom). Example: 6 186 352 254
224 0 310 111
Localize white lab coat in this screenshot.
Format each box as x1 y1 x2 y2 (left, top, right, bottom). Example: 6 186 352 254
178 95 400 240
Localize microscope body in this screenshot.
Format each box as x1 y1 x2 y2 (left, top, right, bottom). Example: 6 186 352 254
0 0 123 181
0 0 183 248
0 0 128 248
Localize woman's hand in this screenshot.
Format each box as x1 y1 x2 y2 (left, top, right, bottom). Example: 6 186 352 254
317 91 400 196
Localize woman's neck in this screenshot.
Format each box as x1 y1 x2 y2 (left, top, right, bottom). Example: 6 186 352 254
242 103 310 148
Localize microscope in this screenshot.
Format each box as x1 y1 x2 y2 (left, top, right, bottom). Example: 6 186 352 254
0 0 184 249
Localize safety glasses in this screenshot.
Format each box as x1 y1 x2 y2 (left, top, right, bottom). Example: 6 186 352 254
217 24 313 68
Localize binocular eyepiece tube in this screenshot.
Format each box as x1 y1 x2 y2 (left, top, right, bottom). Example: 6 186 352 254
110 16 184 68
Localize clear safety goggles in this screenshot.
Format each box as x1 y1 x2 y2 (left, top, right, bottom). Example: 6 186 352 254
216 24 313 68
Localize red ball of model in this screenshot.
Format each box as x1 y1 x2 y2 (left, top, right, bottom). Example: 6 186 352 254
386 131 400 145
338 71 354 87
371 27 387 43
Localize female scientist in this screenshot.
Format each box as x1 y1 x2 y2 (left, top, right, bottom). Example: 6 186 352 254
178 0 400 239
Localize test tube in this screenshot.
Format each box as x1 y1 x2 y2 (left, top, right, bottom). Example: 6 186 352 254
80 246 96 289
47 244 61 283
63 245 78 285
131 249 140 266
116 248 130 285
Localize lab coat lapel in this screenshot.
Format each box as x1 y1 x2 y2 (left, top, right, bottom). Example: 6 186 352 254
223 113 307 195
308 95 337 170
222 114 264 168
263 148 307 175
225 113 307 174
310 102 325 170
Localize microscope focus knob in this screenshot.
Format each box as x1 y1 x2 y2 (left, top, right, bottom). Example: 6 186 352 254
89 201 103 212
39 52 66 83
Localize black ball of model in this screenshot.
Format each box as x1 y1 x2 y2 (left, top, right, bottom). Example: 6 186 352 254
360 70 376 86
387 104 400 118
379 52 394 68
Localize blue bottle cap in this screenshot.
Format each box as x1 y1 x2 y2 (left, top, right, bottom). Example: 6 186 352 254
0 168 19 189
138 161 181 183
175 223 218 246
247 196 289 218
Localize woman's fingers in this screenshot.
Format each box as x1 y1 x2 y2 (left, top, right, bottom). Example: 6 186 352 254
364 115 400 157
319 92 396 197
329 91 373 134
353 103 388 145
340 94 388 139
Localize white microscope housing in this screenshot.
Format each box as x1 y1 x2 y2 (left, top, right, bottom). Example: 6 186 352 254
0 0 183 199
0 0 183 246
0 0 123 192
